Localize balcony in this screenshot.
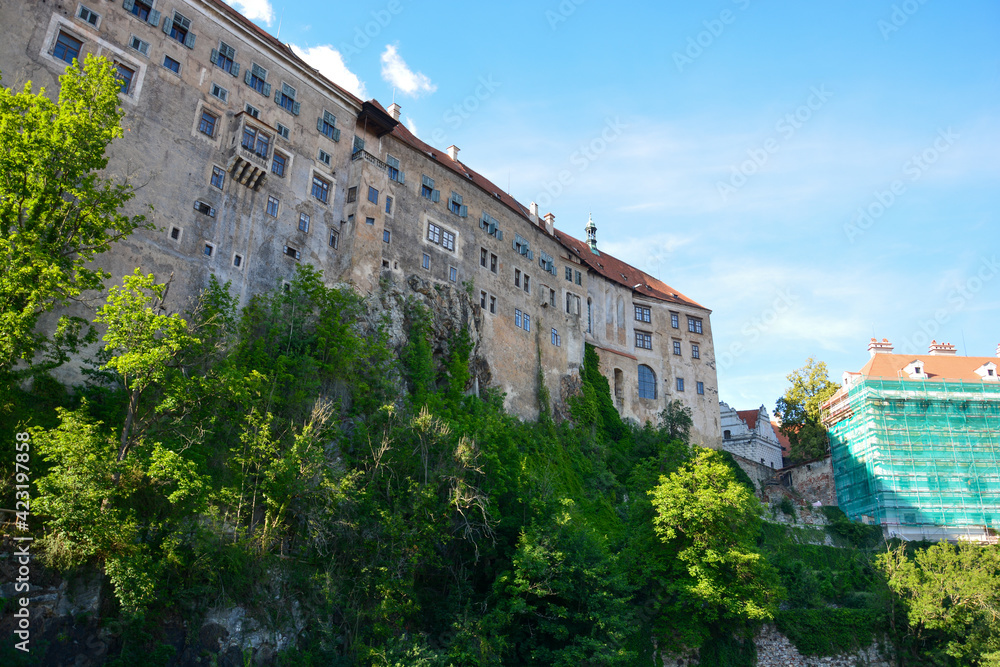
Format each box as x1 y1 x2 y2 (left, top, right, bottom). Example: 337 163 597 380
227 113 272 190
351 149 387 172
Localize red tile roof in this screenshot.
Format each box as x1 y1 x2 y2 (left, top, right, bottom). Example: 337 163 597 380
737 409 759 431
858 352 999 382
771 421 792 458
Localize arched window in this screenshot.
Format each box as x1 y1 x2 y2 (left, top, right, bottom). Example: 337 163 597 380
587 298 592 333
638 364 656 399
723 430 731 440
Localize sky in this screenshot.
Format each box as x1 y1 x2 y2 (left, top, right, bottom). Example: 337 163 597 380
226 0 1000 414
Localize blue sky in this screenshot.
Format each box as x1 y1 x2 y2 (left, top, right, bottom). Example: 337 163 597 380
227 0 1000 415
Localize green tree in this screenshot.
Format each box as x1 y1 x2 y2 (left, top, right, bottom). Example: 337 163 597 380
878 541 1000 666
0 55 149 377
649 447 782 649
774 358 838 461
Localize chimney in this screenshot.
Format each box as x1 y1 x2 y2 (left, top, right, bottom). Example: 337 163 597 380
928 340 957 356
446 145 460 161
868 337 894 358
996 343 1000 358
543 212 555 234
387 103 401 120
529 202 539 224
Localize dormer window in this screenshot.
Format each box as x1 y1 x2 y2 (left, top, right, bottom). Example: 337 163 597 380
903 360 927 379
975 362 998 382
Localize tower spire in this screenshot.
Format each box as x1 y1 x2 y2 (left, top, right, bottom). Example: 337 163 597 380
585 212 598 254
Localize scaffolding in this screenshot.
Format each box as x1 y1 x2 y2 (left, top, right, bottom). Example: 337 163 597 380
824 377 1000 543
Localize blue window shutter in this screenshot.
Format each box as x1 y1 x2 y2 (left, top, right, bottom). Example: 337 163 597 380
333 128 341 142
123 0 134 11
244 69 252 86
460 205 468 218
292 101 300 116
498 230 503 241
210 48 219 65
274 88 280 103
513 238 517 252
398 170 404 183
163 15 171 34
262 82 271 97
317 117 324 133
422 175 432 187
527 250 534 261
231 62 240 77
432 190 440 203
185 32 196 49
148 8 160 26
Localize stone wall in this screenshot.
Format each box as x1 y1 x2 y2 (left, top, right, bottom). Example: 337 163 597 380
754 624 891 667
782 456 837 507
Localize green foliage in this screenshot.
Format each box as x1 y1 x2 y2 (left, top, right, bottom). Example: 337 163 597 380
0 56 149 376
403 301 435 404
773 358 838 461
878 541 1000 665
715 449 755 493
821 506 883 549
658 399 693 443
697 630 757 667
775 609 881 656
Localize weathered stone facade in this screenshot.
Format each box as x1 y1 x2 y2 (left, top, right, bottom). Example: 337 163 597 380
2 0 720 441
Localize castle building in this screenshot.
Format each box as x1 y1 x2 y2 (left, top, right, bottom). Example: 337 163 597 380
823 338 1000 542
2 0 720 442
718 402 784 470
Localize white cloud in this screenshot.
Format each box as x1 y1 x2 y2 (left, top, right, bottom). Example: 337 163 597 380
380 44 436 97
290 45 367 99
223 0 274 26
405 116 419 138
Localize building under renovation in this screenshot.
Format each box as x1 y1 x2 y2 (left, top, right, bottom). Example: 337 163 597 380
823 338 1000 542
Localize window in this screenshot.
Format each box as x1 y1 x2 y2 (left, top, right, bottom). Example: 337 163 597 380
635 305 651 323
565 266 573 281
162 55 180 74
513 234 532 258
676 378 685 392
587 298 592 332
448 192 467 217
427 223 456 252
165 11 196 49
245 103 259 118
210 166 225 189
673 340 682 356
441 230 456 251
193 201 215 217
385 196 393 215
210 83 229 102
480 211 502 240
480 248 488 268
276 123 289 139
211 41 239 76
670 312 679 329
77 5 99 26
696 381 705 395
422 253 430 269
490 253 498 273
271 151 287 177
317 111 340 141
524 313 531 332
368 186 379 204
170 226 181 240
312 175 330 203
241 125 270 158
298 213 310 233
421 175 440 201
352 135 365 155
551 328 561 347
245 63 270 97
276 83 299 115
233 254 243 268
125 0 156 23
575 270 582 285
114 63 135 95
53 32 83 64
489 295 496 314
523 274 530 294
638 365 656 399
128 35 150 56
688 316 703 334
266 195 279 218
198 109 218 137
549 288 557 308
386 154 404 182
691 343 700 359
346 187 357 203
383 230 391 243
635 331 652 350
284 245 300 260
203 243 214 257
723 430 731 440
428 223 442 244
328 229 339 249
481 290 488 308
514 269 521 288
539 251 556 276
566 293 581 316
366 217 375 225
318 149 331 166
515 309 522 328
449 266 458 282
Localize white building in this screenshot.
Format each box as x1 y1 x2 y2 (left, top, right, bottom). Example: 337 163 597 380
719 402 784 469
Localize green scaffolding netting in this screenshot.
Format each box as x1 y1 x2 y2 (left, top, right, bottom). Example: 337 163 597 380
825 378 1000 538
